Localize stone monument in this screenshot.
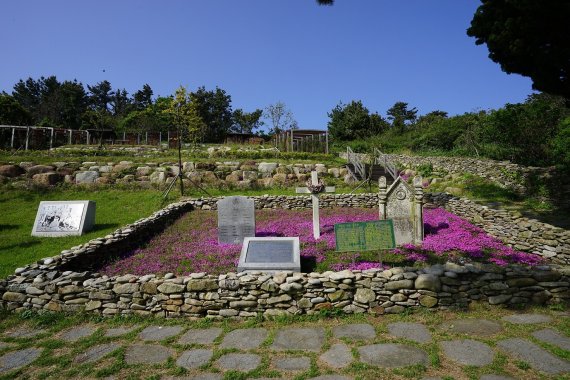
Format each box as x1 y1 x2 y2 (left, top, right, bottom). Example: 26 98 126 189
378 175 423 245
217 196 255 244
32 200 96 237
237 237 301 273
295 171 335 239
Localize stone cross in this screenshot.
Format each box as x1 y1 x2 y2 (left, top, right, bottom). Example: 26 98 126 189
295 171 336 239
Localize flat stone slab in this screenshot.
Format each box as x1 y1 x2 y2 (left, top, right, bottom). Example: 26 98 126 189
497 338 570 375
357 344 428 368
60 326 96 342
3 327 46 339
480 375 517 380
272 328 325 352
439 319 503 337
176 349 213 369
332 324 376 340
308 375 354 380
532 328 570 351
104 326 138 337
440 339 494 366
124 344 173 365
220 328 268 349
216 353 261 371
74 343 121 364
274 356 311 371
319 343 353 369
387 322 432 343
0 347 42 373
138 325 184 341
164 375 222 380
501 314 552 324
179 328 223 345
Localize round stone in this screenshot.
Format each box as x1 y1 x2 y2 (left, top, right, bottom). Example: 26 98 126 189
220 328 268 349
60 326 96 342
319 343 353 369
176 349 213 369
216 353 261 371
74 343 121 364
357 344 428 368
138 325 184 341
439 319 503 337
440 339 494 366
274 356 311 371
501 314 552 324
272 328 325 352
178 328 223 345
387 322 432 343
125 344 173 365
0 348 42 373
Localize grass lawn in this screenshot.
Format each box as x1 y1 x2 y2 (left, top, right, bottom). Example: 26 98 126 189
0 188 175 278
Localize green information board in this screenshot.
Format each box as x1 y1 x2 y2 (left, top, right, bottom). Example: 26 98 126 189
334 220 396 252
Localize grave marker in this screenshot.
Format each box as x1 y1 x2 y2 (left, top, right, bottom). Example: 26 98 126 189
217 196 255 244
334 220 396 252
237 237 300 272
295 171 335 239
378 176 424 245
32 200 96 237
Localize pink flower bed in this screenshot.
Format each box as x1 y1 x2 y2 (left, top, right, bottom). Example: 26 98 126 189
100 207 541 276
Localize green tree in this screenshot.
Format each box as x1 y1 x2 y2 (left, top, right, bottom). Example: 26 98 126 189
133 84 153 110
12 77 43 122
0 94 33 125
387 101 417 133
189 86 233 143
467 0 570 99
165 86 207 147
231 109 264 134
87 80 114 112
327 100 387 141
111 88 132 117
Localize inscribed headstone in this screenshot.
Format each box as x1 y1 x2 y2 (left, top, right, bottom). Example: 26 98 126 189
237 237 300 272
32 200 96 237
379 176 423 245
335 220 396 252
217 196 255 244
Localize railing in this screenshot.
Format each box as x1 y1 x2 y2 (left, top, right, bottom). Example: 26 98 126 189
374 148 398 180
346 146 366 180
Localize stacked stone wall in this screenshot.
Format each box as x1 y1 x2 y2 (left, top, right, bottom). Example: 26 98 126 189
1 193 569 317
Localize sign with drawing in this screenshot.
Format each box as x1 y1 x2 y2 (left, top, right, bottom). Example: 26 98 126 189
32 201 96 237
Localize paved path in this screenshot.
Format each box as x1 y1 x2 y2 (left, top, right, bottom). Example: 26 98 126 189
0 312 568 379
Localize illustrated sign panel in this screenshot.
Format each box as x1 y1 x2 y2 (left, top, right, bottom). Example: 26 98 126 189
217 196 255 244
334 220 396 252
32 200 96 237
237 237 300 273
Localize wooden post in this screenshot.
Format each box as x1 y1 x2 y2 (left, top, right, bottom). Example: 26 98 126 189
49 128 54 149
68 129 72 145
10 127 15 148
325 131 329 154
25 126 30 150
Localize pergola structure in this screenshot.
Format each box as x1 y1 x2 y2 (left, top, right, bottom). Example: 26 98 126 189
272 129 329 154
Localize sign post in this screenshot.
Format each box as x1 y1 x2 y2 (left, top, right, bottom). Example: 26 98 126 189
334 220 396 265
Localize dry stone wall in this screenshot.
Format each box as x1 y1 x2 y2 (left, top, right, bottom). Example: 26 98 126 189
1 193 569 317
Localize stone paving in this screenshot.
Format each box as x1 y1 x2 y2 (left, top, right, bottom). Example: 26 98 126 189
0 312 568 379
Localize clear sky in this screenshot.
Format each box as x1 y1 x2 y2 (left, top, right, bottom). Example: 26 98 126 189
0 0 534 131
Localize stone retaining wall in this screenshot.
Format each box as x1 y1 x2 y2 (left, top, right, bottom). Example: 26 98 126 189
1 193 569 317
0 161 350 189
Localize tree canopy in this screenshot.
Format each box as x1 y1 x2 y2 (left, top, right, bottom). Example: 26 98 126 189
467 0 570 99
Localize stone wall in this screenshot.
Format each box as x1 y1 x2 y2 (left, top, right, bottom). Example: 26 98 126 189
0 161 349 189
1 193 569 317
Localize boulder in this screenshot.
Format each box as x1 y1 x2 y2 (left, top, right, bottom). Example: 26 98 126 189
0 164 25 177
27 165 55 177
258 162 278 175
242 171 258 181
415 274 441 292
76 171 99 184
32 172 61 186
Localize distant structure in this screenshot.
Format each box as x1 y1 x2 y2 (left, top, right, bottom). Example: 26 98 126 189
224 133 264 145
272 129 329 154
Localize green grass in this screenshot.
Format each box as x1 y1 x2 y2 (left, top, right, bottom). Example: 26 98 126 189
0 188 174 278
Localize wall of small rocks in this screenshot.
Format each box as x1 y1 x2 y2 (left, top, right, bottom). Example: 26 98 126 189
1 193 569 317
0 161 350 189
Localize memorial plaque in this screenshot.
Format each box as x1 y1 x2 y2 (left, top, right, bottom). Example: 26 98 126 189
32 200 96 237
334 220 396 252
237 237 300 273
217 196 255 244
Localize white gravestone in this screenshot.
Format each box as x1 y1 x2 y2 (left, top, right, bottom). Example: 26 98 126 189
378 176 423 245
237 237 300 273
295 171 336 239
32 200 96 237
217 196 255 244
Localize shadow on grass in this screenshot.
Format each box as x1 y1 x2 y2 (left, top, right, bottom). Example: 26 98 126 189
0 224 18 232
0 240 41 250
91 223 120 232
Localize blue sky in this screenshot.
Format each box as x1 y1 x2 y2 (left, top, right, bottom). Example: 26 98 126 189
0 0 534 131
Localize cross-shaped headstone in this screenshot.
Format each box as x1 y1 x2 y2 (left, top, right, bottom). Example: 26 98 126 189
295 171 336 239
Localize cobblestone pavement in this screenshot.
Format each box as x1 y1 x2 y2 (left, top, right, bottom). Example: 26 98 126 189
0 312 568 379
